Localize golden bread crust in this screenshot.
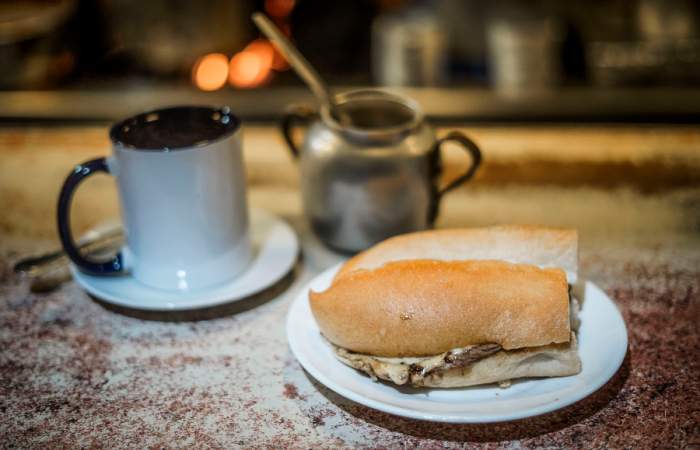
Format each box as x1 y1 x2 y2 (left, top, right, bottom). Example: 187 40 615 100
335 225 578 283
310 259 571 357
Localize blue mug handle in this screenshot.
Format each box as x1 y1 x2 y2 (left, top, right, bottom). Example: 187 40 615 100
57 157 124 275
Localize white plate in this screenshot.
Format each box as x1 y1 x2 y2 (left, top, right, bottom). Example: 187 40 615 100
72 208 298 311
286 264 628 423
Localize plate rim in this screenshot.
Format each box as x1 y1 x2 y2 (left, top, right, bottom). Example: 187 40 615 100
71 207 299 311
287 263 628 423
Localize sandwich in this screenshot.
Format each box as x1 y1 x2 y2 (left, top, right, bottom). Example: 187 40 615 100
309 226 582 388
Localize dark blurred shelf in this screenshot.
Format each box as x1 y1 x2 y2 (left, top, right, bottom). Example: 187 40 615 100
1 86 700 123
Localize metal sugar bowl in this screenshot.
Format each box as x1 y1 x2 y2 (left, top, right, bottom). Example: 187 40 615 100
281 89 482 252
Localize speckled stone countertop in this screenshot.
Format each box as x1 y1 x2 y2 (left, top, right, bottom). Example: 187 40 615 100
1 125 699 448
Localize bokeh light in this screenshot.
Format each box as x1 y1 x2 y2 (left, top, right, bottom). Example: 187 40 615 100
265 0 295 18
192 53 229 91
229 41 275 88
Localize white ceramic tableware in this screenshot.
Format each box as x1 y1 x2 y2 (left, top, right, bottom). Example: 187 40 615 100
287 264 628 423
57 106 251 291
71 208 298 311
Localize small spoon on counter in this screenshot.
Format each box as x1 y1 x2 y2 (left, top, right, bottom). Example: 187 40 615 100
13 226 122 275
13 225 123 293
251 12 352 126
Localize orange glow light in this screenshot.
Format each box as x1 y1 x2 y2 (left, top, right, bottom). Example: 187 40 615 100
271 46 289 71
229 42 275 88
265 0 295 18
192 53 229 91
245 40 275 68
248 38 289 71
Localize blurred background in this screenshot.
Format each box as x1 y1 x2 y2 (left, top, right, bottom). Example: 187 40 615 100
1 0 700 122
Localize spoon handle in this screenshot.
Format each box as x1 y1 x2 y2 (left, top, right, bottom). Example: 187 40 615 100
252 12 337 111
13 227 123 274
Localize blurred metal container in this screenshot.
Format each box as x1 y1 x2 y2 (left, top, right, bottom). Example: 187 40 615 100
588 0 700 85
281 89 481 252
372 10 447 86
99 0 250 75
588 39 700 86
637 0 698 43
0 0 75 88
487 15 562 94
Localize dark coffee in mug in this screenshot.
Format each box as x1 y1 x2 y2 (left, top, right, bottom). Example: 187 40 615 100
111 106 240 150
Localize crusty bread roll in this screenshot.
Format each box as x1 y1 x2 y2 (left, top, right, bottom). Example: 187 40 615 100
310 259 570 357
335 225 578 283
309 225 582 387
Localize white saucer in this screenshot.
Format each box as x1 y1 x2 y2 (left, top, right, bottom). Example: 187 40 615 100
72 208 299 311
287 264 628 423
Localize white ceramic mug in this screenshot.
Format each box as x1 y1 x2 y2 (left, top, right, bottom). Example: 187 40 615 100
57 106 252 291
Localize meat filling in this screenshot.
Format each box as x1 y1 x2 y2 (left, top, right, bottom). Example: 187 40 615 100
329 294 581 387
333 342 502 386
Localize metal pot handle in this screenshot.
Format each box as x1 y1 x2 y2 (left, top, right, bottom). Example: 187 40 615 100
429 131 482 222
433 131 482 196
280 105 316 159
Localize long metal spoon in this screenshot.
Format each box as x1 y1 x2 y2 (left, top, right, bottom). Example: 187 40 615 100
28 237 123 292
252 12 351 125
13 225 123 275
